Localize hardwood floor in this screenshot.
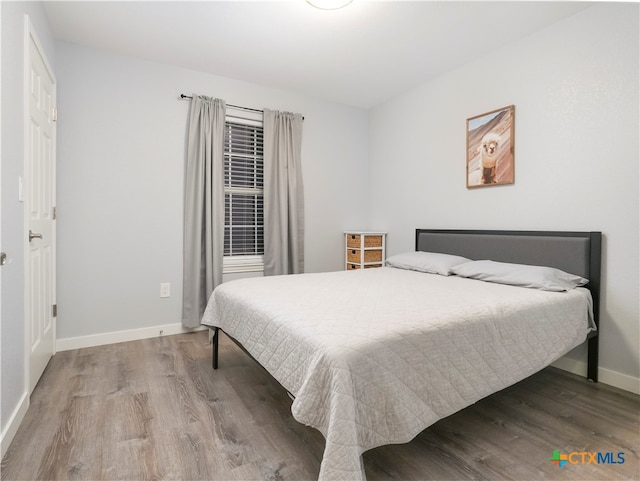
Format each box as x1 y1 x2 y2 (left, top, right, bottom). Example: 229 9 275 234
2 331 638 481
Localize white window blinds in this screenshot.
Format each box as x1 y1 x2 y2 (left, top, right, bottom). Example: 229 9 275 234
224 120 264 259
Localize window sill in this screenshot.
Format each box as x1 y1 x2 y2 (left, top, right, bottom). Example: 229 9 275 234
223 255 264 274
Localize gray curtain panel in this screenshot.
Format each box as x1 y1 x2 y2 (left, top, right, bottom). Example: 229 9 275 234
263 109 305 276
182 96 226 328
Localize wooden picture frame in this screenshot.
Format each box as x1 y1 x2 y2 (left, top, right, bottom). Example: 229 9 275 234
466 105 514 188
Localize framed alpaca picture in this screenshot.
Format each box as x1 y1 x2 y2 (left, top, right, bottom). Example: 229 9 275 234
466 105 515 188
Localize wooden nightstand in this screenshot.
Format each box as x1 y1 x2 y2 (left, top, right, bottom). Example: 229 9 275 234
344 232 386 270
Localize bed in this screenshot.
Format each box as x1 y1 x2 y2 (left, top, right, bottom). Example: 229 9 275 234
201 229 601 481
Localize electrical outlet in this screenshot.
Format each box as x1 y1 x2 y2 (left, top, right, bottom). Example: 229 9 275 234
160 283 170 298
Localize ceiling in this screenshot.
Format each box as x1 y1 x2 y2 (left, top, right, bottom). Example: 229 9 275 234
42 1 593 109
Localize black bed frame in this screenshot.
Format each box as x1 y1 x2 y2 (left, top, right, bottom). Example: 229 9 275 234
211 229 601 382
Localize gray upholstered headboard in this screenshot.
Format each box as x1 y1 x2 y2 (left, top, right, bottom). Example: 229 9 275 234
415 229 602 381
416 229 598 279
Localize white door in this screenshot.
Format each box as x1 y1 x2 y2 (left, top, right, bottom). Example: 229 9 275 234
0 3 3 361
26 20 56 393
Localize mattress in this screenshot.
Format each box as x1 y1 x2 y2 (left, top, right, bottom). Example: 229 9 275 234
201 267 594 481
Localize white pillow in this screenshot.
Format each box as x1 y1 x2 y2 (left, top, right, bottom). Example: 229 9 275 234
386 251 470 276
451 260 589 291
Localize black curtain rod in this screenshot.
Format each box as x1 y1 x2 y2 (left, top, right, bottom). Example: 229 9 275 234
180 94 263 114
179 93 304 119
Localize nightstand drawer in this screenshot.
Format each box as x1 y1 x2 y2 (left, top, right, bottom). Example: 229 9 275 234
346 234 361 248
363 235 383 248
346 263 361 270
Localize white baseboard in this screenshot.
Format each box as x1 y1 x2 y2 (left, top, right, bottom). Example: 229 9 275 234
1 391 29 459
553 357 640 395
56 322 207 352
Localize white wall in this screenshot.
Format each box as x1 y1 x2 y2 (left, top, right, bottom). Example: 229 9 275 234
0 0 56 457
55 41 369 341
368 3 639 385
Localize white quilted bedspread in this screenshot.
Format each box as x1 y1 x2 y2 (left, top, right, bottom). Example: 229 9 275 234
201 267 593 481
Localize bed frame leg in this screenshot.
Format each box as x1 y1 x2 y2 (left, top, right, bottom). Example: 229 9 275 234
212 327 219 370
587 335 598 382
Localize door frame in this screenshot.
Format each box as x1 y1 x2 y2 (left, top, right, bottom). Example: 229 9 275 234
23 15 57 394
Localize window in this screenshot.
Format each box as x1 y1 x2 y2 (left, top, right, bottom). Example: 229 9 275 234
223 118 264 273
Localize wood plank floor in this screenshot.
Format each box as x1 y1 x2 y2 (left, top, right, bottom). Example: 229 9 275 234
2 331 638 481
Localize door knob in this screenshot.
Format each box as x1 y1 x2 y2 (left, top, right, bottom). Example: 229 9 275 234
0 252 7 266
29 230 43 242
